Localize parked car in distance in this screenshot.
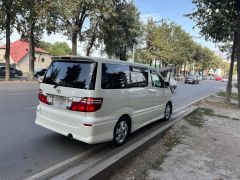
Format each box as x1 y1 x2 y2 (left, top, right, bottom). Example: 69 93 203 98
36 56 173 146
202 76 208 80
34 68 47 78
215 76 222 81
196 76 202 81
176 74 184 81
222 77 228 82
184 75 199 84
0 66 23 78
222 78 228 82
207 76 215 80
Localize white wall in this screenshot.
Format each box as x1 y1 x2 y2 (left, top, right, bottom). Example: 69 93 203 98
16 53 51 73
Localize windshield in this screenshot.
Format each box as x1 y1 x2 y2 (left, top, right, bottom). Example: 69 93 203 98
42 60 97 90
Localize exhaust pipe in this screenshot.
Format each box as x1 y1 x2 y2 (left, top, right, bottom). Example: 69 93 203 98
68 133 73 139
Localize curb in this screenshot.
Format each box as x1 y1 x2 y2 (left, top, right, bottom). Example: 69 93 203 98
72 106 197 180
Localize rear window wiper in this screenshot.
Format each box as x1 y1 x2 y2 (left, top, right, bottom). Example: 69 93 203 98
54 80 65 88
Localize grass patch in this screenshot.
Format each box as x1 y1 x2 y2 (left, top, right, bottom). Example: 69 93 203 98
148 132 181 171
149 154 168 170
217 91 239 100
204 99 239 109
162 133 181 149
185 108 214 127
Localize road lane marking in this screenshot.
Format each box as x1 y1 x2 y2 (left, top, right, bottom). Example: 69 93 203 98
24 106 37 110
0 92 37 96
25 144 106 180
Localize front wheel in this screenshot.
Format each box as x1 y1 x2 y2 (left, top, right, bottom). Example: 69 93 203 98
164 103 172 121
113 117 130 146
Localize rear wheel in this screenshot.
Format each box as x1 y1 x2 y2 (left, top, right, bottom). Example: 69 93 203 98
164 103 172 121
14 73 19 78
113 117 130 146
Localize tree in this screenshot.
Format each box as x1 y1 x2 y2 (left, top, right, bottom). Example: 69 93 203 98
17 0 57 80
38 41 71 56
37 41 52 51
98 1 142 60
56 0 114 55
0 0 19 81
188 0 240 105
48 42 71 56
136 20 198 73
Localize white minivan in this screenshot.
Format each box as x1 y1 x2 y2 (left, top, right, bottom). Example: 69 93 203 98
36 56 173 146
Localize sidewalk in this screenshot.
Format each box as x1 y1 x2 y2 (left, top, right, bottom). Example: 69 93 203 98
109 92 240 180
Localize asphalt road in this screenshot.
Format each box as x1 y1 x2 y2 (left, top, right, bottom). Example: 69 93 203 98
0 80 226 180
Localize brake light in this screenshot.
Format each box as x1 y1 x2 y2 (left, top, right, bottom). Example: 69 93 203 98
38 90 48 104
70 97 103 112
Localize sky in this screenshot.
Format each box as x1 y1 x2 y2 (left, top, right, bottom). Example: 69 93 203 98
135 0 218 51
0 0 220 56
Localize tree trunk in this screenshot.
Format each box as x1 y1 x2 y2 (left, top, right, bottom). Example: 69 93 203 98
119 45 127 61
226 35 236 102
4 10 11 81
183 63 186 77
86 21 100 56
150 59 153 66
29 20 35 81
235 0 240 106
71 31 78 55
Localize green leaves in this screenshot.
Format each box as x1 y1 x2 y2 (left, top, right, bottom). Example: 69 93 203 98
38 41 71 56
97 1 142 60
187 0 236 43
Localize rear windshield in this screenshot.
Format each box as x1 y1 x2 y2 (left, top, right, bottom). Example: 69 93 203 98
42 60 97 90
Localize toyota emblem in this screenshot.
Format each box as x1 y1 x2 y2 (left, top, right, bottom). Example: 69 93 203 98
56 89 61 94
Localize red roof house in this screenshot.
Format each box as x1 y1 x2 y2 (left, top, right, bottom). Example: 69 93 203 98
0 40 51 73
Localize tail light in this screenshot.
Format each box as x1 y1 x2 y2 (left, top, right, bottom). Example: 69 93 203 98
38 90 48 104
70 97 103 112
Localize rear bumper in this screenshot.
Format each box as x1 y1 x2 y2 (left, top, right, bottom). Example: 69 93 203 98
35 105 116 144
185 80 194 83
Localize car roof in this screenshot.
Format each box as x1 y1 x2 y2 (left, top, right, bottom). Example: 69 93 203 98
51 56 150 68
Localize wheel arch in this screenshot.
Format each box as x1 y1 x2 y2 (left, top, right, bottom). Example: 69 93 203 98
167 101 173 114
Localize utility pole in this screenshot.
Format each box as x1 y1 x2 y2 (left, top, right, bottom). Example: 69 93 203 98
132 43 135 63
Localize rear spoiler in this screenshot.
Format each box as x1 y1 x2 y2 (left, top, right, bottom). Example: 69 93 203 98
51 56 97 62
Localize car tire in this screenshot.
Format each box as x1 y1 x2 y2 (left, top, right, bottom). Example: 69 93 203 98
113 117 130 146
14 73 19 78
164 103 172 121
170 86 175 94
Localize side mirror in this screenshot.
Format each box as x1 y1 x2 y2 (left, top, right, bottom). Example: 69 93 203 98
164 81 170 87
38 76 44 83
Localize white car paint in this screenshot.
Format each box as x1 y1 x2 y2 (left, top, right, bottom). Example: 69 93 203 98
35 56 173 144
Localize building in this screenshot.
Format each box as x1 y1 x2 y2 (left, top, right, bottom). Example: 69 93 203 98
0 40 51 73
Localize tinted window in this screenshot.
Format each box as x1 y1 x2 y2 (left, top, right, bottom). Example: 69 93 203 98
130 66 148 88
43 60 97 90
102 63 130 89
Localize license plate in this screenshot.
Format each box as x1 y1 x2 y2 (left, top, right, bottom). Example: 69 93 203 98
53 96 66 108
